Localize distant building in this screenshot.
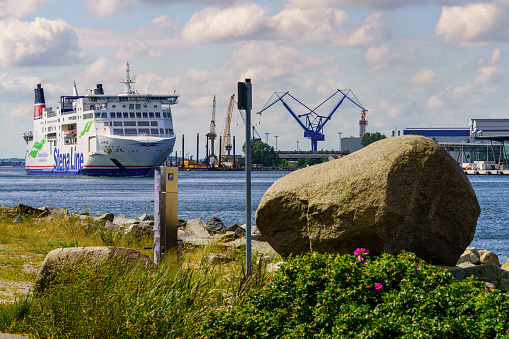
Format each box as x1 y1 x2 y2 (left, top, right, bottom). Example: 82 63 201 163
340 136 362 153
402 128 470 143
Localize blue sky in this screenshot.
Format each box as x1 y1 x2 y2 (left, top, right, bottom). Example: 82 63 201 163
1 0 507 158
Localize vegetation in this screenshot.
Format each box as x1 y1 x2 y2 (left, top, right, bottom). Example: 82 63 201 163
243 140 279 167
361 132 387 147
201 251 509 338
297 157 315 167
3 208 509 338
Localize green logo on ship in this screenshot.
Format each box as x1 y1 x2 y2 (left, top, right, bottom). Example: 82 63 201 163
29 138 46 158
79 121 93 137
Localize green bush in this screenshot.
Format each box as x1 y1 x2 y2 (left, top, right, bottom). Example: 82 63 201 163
201 251 509 338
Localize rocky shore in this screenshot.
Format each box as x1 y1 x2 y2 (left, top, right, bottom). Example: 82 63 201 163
4 203 509 292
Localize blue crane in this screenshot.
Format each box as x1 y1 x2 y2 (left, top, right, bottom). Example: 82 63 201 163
257 90 367 151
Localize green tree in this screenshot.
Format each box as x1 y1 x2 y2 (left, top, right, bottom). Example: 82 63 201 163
296 157 307 167
360 132 387 147
242 140 279 167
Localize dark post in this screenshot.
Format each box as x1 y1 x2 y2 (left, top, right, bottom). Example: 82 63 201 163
197 133 199 166
233 135 236 169
205 135 209 167
181 134 184 168
219 136 222 167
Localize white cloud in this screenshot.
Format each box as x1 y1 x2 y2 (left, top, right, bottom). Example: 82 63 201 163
409 68 440 85
452 84 473 99
114 41 164 59
182 4 268 42
475 66 503 84
150 15 173 29
435 3 507 45
491 48 501 64
87 0 138 17
426 94 444 108
0 0 46 18
182 3 385 47
365 44 390 64
290 0 464 10
0 17 84 67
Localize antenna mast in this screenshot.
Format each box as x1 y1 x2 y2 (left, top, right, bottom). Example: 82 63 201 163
120 62 136 94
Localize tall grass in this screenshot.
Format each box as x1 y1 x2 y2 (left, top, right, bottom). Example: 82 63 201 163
0 247 274 338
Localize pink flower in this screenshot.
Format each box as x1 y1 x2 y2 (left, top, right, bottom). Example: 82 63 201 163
353 248 369 256
375 283 383 290
415 266 420 270
357 255 365 263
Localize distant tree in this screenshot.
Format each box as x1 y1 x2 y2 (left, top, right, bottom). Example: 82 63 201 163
242 140 279 167
297 157 307 167
410 131 417 135
360 132 387 147
305 157 315 166
431 137 438 142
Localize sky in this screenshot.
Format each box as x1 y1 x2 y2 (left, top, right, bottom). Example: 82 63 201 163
1 0 508 158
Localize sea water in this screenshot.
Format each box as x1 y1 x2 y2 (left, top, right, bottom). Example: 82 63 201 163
0 167 508 262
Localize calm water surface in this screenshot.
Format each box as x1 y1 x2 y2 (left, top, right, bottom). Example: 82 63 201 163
0 167 507 262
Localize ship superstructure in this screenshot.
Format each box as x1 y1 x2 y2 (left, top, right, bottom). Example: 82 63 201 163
23 63 178 176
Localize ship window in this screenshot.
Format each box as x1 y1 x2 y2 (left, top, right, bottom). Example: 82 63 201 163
138 128 149 135
155 112 161 118
104 122 109 127
116 112 122 118
124 128 137 136
129 112 135 118
113 121 123 126
113 128 124 135
129 104 134 109
83 113 93 119
151 128 159 135
112 105 116 108
138 121 150 126
101 113 107 118
165 128 169 134
148 112 154 118
160 128 164 134
123 104 126 108
110 113 115 118
143 112 148 118
144 105 147 108
124 121 136 126
123 112 128 118
136 112 141 118
150 121 158 126
95 113 101 118
136 104 141 109
154 105 158 108
163 112 167 118
110 122 113 126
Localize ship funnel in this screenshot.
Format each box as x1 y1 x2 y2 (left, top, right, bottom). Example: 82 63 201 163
34 84 46 120
93 84 104 95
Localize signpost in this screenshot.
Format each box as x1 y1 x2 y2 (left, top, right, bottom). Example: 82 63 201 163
238 79 252 275
154 166 178 264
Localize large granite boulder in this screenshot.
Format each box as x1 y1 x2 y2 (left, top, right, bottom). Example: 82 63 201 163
35 247 155 292
255 135 480 265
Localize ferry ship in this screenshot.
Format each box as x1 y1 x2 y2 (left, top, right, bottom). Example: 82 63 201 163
23 63 177 176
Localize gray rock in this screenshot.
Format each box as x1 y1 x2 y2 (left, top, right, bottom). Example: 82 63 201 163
226 223 240 232
221 238 277 255
499 279 509 292
35 247 155 292
39 206 68 216
450 264 502 282
235 227 246 238
465 247 481 259
138 214 154 222
255 135 480 266
201 253 230 265
203 216 226 234
480 251 500 266
185 218 210 237
457 250 481 265
178 233 210 246
252 234 265 242
113 216 138 226
219 231 240 243
94 213 114 223
456 261 476 268
103 220 116 229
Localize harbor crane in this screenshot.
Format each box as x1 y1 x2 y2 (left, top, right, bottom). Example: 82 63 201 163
221 94 235 156
257 90 367 151
206 95 217 163
236 102 262 141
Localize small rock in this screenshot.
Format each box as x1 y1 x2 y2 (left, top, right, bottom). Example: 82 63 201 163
235 227 246 238
203 216 226 234
185 218 210 237
39 206 68 216
480 251 500 266
502 258 509 271
457 261 476 268
499 279 509 292
113 216 138 226
94 213 114 223
103 220 116 229
252 234 265 242
226 223 240 232
138 214 154 222
219 231 239 243
451 264 502 282
201 253 230 265
457 250 481 265
466 247 481 259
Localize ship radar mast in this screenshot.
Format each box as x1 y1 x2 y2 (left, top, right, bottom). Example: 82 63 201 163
121 62 136 94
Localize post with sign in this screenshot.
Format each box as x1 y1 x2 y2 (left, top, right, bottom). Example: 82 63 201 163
154 166 178 264
238 79 252 275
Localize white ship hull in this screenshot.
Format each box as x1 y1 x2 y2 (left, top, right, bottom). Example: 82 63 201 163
24 63 178 177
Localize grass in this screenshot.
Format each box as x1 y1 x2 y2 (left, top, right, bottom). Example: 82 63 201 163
0 206 281 338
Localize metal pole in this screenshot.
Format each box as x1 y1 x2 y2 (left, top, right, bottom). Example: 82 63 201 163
338 132 342 152
274 135 278 152
244 79 252 276
219 136 222 167
265 132 269 144
197 133 199 166
181 134 184 167
233 135 236 169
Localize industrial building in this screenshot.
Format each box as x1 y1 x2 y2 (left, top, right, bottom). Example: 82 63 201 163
403 119 509 171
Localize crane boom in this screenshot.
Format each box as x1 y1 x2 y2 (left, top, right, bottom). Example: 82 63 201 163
222 94 235 156
208 95 217 161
